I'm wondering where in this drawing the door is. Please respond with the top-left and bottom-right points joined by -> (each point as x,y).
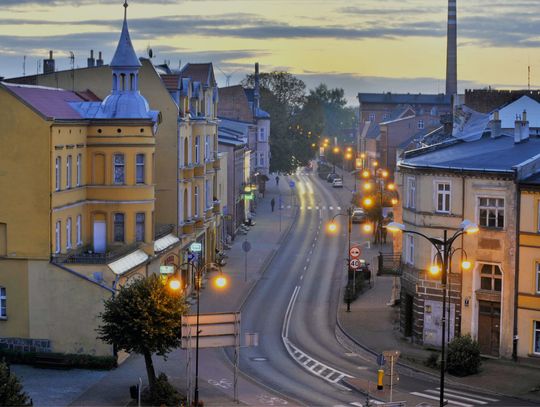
93,220 -> 106,254
478,301 -> 500,356
404,294 -> 414,337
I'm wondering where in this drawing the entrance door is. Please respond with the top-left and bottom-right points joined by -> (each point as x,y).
478,301 -> 500,356
93,220 -> 106,254
404,294 -> 414,337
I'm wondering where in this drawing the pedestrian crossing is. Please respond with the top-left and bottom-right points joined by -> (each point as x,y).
411,387 -> 499,406
281,205 -> 343,211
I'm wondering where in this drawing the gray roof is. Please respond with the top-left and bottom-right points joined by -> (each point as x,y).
358,92 -> 451,106
110,12 -> 141,68
521,171 -> 540,185
400,135 -> 540,173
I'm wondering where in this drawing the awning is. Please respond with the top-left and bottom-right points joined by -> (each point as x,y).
154,233 -> 180,253
108,249 -> 148,275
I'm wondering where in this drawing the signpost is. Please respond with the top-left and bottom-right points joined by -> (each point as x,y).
382,350 -> 401,402
242,240 -> 251,282
349,258 -> 361,270
159,265 -> 174,275
289,180 -> 295,207
190,242 -> 202,253
349,245 -> 362,259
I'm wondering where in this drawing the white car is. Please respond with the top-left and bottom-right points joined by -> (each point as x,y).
332,178 -> 343,188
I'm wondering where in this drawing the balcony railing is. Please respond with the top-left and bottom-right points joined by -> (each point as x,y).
53,242 -> 141,265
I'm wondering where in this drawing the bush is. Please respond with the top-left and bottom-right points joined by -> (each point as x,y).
141,373 -> 184,406
447,334 -> 481,376
0,349 -> 117,370
425,352 -> 440,369
0,360 -> 32,406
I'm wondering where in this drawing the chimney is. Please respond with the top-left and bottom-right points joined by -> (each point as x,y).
445,0 -> 457,96
87,49 -> 95,68
440,113 -> 453,134
490,110 -> 501,139
254,62 -> 260,111
514,114 -> 522,143
43,50 -> 55,74
521,109 -> 530,142
96,51 -> 104,67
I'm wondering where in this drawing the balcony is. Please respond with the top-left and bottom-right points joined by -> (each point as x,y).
205,161 -> 214,173
194,217 -> 204,229
194,164 -> 205,177
213,159 -> 221,170
213,201 -> 221,214
181,166 -> 194,180
205,208 -> 213,220
52,242 -> 140,265
182,221 -> 195,235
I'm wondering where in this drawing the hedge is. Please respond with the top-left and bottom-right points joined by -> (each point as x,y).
0,348 -> 117,370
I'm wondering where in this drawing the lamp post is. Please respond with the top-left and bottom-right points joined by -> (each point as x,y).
327,209 -> 353,290
387,220 -> 479,407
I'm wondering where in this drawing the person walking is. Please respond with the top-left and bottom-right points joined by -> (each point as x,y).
271,198 -> 275,212
275,175 -> 280,186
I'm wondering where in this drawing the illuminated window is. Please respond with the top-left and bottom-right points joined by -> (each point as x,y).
195,136 -> 200,164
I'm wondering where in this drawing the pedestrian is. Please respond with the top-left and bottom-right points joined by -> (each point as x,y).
275,175 -> 280,186
270,198 -> 275,212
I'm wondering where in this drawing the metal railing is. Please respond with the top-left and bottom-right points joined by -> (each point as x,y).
377,253 -> 402,276
53,242 -> 141,265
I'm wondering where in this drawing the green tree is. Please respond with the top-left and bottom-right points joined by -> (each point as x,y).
0,360 -> 31,406
97,275 -> 187,396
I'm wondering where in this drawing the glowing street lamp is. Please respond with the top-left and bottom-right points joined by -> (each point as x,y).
362,170 -> 371,178
363,197 -> 374,207
168,278 -> 181,291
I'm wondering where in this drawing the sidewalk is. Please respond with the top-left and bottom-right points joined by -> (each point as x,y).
334,166 -> 540,403
13,175 -> 297,407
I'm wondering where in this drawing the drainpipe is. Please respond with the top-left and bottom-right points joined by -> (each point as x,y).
512,178 -> 521,361
459,174 -> 465,337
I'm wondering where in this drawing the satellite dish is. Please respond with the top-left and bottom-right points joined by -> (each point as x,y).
147,47 -> 153,59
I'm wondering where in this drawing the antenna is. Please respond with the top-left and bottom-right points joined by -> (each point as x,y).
69,51 -> 75,90
23,56 -> 26,76
216,66 -> 238,87
528,65 -> 531,91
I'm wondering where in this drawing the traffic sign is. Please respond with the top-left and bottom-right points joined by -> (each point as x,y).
187,253 -> 196,262
349,246 -> 362,258
377,353 -> 386,366
160,265 -> 174,275
242,240 -> 251,252
289,180 -> 295,188
349,258 -> 361,270
190,242 -> 202,252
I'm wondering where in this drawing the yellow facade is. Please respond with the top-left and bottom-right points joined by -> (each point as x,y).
517,188 -> 540,360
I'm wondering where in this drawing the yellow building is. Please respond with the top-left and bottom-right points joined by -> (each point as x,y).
516,174 -> 540,361
0,3 -> 185,356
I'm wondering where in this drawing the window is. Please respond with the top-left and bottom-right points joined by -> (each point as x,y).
406,235 -> 414,264
136,154 -> 145,184
536,263 -> 540,294
195,136 -> 200,164
204,135 -> 210,162
136,213 -> 145,242
418,120 -> 424,130
113,154 -> 125,184
436,182 -> 451,213
194,186 -> 199,217
66,155 -> 72,188
480,264 -> 502,292
76,154 -> 82,186
66,217 -> 72,249
479,197 -> 504,229
406,177 -> 416,209
382,113 -> 389,120
76,215 -> 82,246
55,156 -> 61,191
369,113 -> 376,122
0,287 -> 5,318
114,213 -> 125,242
259,128 -> 265,141
259,152 -> 265,167
55,220 -> 61,253
534,321 -> 540,355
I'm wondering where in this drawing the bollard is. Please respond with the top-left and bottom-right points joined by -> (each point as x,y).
377,369 -> 384,390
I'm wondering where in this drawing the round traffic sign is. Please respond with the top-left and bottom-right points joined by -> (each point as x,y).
242,240 -> 252,252
349,259 -> 361,269
350,246 -> 361,258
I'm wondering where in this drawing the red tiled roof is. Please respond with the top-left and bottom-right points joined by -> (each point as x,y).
2,82 -> 85,120
160,74 -> 180,91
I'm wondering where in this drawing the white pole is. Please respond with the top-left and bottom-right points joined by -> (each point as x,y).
390,355 -> 394,403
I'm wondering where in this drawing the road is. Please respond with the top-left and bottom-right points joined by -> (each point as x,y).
202,169 -> 534,407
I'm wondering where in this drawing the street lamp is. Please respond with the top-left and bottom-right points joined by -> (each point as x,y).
386,220 -> 478,407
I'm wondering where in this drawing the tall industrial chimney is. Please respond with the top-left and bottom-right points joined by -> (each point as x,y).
43,50 -> 55,74
445,0 -> 457,96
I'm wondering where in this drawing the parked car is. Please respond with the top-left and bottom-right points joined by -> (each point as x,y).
326,173 -> 339,182
351,208 -> 366,223
332,178 -> 343,188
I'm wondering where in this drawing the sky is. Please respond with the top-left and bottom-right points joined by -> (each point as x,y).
0,0 -> 539,105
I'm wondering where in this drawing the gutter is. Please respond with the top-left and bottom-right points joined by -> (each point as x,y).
513,177 -> 521,361
50,261 -> 115,293
398,162 -> 514,175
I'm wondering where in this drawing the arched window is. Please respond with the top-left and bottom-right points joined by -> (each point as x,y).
183,188 -> 189,220
120,73 -> 126,91
184,138 -> 189,166
130,73 -> 135,91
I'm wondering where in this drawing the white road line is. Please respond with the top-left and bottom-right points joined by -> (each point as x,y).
282,286 -> 300,338
300,275 -> 304,280
350,402 -> 364,406
439,388 -> 499,403
307,206 -> 312,210
425,390 -> 487,404
337,206 -> 341,210
329,206 -> 334,210
410,392 -> 472,407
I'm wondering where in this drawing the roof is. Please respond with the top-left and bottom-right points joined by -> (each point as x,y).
358,92 -> 451,106
521,171 -> 540,185
108,249 -> 148,275
154,233 -> 180,253
161,74 -> 180,91
364,106 -> 412,139
180,63 -> 216,87
110,8 -> 141,68
400,135 -> 540,173
492,95 -> 540,128
2,82 -> 87,120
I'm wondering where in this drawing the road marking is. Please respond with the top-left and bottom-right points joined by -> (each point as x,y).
350,403 -> 364,406
411,392 -> 472,407
300,275 -> 303,280
438,388 -> 499,403
307,206 -> 312,210
316,206 -> 319,210
337,206 -> 341,210
425,390 -> 487,404
329,206 -> 334,210
282,286 -> 300,338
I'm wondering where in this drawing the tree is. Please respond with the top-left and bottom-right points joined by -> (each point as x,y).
0,360 -> 31,406
97,275 -> 187,395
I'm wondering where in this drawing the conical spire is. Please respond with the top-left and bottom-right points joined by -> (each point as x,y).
110,1 -> 141,68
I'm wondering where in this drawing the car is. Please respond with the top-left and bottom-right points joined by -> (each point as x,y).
351,208 -> 366,223
332,178 -> 343,188
326,173 -> 339,182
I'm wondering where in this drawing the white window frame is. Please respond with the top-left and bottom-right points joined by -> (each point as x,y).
66,217 -> 72,249
258,127 -> 265,142
406,177 -> 416,209
66,155 -> 72,188
136,154 -> 145,184
406,235 -> 414,265
55,220 -> 61,253
418,119 -> 424,130
478,196 -> 505,229
195,136 -> 200,164
0,287 -> 6,318
76,215 -> 82,246
76,154 -> 82,187
55,156 -> 61,191
435,181 -> 451,213
113,154 -> 125,184
369,113 -> 376,122
194,186 -> 199,217
204,135 -> 210,162
534,321 -> 540,355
